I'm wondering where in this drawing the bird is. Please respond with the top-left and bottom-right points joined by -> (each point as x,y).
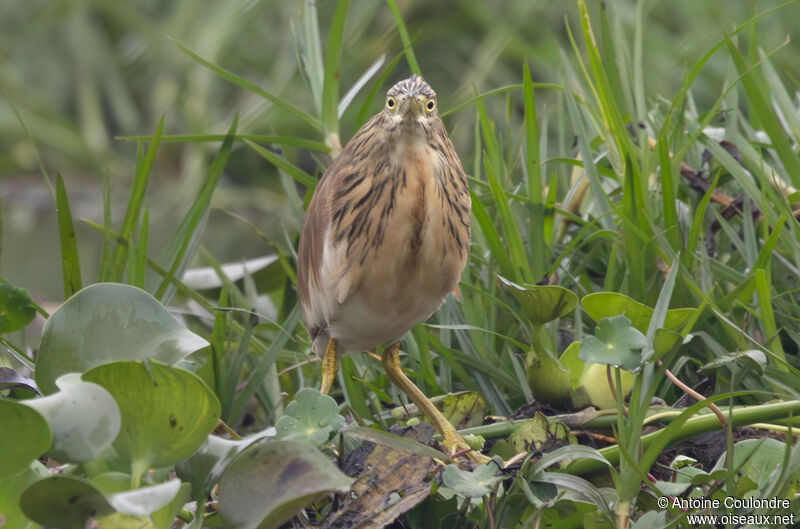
297,75 -> 485,463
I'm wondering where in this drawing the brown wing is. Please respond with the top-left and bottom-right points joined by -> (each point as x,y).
297,155 -> 339,317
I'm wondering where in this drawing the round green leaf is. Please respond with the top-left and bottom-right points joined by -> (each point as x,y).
579,315 -> 646,371
441,458 -> 503,498
578,363 -> 635,409
36,283 -> 210,394
582,292 -> 695,334
0,399 -> 51,478
499,276 -> 578,325
558,341 -> 584,390
581,292 -> 653,333
106,479 -> 182,516
526,350 -> 572,406
20,475 -> 114,529
0,281 -> 37,334
176,431 -> 272,500
274,388 -> 345,446
440,391 -> 487,429
150,481 -> 192,529
21,375 -> 121,462
91,472 -> 133,494
712,438 -> 787,489
82,360 -> 220,474
0,461 -> 49,529
217,440 -> 354,529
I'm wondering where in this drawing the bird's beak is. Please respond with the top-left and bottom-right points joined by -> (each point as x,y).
398,95 -> 424,119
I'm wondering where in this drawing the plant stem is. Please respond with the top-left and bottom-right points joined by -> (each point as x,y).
565,400 -> 800,475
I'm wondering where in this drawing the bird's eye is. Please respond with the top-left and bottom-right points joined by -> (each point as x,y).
386,97 -> 395,109
426,100 -> 436,112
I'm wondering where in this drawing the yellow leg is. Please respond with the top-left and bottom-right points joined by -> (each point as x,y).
320,338 -> 338,395
381,343 -> 488,464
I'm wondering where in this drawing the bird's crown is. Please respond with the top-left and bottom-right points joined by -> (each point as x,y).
387,74 -> 436,100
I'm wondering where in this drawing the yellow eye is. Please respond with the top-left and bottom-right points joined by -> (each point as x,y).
425,100 -> 436,112
386,96 -> 396,109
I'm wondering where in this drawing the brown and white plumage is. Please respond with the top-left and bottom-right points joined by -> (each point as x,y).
296,75 -> 484,463
297,75 -> 470,357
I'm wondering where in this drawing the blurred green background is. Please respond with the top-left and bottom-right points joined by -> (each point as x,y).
2,0 -> 799,301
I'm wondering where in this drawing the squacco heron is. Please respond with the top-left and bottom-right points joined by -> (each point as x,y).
297,75 -> 484,463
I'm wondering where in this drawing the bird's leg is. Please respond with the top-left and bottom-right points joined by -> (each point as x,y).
381,343 -> 489,465
320,338 -> 338,395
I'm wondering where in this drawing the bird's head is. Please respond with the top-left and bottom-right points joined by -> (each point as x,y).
385,75 -> 438,128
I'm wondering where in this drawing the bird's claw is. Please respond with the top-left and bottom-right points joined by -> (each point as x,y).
441,435 -> 491,467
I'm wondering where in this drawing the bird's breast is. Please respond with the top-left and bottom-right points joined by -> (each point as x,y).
311,135 -> 470,354
353,145 -> 465,318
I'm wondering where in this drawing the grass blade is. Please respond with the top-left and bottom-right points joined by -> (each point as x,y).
116,134 -> 329,152
386,0 -> 421,75
128,206 -> 148,289
243,139 -> 317,189
170,38 -> 323,133
321,0 -> 349,135
154,116 -> 238,303
108,114 -> 163,282
523,63 -> 547,280
339,54 -> 384,119
55,173 -> 82,297
726,37 -> 800,188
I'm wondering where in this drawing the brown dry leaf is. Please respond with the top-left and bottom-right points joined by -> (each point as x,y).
320,424 -> 439,529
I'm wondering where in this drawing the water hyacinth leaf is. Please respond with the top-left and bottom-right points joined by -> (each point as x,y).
0,399 -> 51,478
94,513 -> 150,529
538,499 -> 597,529
91,472 -> 133,494
499,276 -> 577,325
630,511 -> 668,528
526,349 -> 572,406
582,291 -> 695,334
507,413 -> 573,455
579,315 -> 646,371
653,480 -> 692,497
0,281 -> 37,334
651,328 -> 684,360
20,475 -> 114,529
36,283 -> 210,394
582,292 -> 651,332
440,457 -> 503,498
711,438 -> 787,490
150,481 -> 192,529
82,360 -> 220,474
176,431 -> 273,500
0,461 -> 49,529
274,388 -> 345,446
21,375 -> 121,462
579,362 -> 635,409
217,440 -> 354,529
439,391 -> 487,429
558,341 -> 584,390
106,479 -> 182,516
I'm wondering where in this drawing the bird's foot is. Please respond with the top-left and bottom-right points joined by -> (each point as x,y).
440,434 -> 491,468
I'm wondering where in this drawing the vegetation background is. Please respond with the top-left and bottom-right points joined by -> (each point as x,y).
2,0 -> 799,299
3,0 -> 800,528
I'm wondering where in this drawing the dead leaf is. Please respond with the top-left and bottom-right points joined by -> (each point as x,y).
321,424 -> 439,529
